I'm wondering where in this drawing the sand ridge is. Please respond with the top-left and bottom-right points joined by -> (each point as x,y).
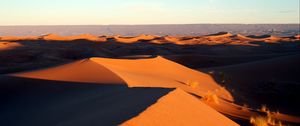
120,88 -> 239,126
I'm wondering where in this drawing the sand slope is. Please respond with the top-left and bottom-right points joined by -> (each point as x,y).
13,59 -> 126,84
121,88 -> 239,126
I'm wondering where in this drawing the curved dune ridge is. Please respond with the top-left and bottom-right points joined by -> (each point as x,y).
120,88 -> 239,126
10,56 -> 239,126
12,56 -> 233,101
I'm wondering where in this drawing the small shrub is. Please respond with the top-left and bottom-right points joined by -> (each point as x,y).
250,116 -> 283,126
250,116 -> 268,126
203,91 -> 220,104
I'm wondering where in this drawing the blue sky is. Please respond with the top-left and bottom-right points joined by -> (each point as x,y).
0,0 -> 299,25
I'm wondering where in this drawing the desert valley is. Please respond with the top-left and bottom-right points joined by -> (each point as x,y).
0,31 -> 300,126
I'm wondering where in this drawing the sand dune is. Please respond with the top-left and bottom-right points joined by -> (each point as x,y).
12,56 -> 233,101
121,88 -> 238,126
0,74 -> 240,126
150,32 -> 295,45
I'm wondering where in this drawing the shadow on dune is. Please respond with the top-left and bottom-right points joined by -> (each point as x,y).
0,75 -> 172,126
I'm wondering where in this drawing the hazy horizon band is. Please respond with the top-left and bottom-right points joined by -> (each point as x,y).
0,24 -> 299,36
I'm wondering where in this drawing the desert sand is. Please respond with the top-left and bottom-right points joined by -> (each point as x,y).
0,32 -> 300,126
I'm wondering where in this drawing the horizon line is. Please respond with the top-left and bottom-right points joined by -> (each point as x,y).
0,23 -> 299,27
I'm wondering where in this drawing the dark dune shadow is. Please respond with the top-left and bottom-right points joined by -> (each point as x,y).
0,75 -> 172,126
247,35 -> 271,39
199,54 -> 300,116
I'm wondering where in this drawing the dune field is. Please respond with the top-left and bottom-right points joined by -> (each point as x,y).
0,32 -> 300,126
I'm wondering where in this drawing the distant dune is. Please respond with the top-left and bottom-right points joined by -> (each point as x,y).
2,32 -> 298,46
41,34 -> 107,42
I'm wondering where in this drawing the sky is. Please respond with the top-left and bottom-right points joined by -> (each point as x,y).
0,0 -> 299,25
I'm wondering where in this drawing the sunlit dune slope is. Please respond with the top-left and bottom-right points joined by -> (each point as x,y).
121,88 -> 239,126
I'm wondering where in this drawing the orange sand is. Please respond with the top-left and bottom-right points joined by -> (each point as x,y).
2,32 -> 300,125
121,88 -> 239,126
41,34 -> 106,42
